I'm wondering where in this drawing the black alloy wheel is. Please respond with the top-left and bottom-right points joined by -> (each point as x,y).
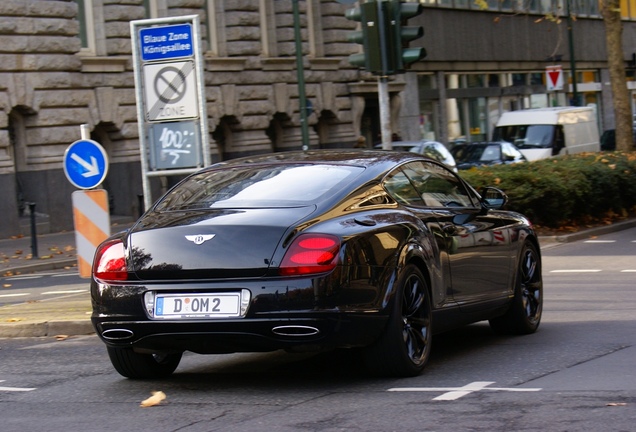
489,241 -> 543,335
364,264 -> 432,377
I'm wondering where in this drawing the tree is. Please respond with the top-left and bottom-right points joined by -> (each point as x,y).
601,0 -> 634,151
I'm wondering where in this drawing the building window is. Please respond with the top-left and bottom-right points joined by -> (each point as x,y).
76,0 -> 96,54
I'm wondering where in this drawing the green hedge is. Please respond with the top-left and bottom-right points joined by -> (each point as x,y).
459,151 -> 636,228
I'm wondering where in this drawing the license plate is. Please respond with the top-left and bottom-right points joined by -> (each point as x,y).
154,293 -> 241,318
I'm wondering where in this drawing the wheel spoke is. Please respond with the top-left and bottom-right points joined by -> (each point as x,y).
521,250 -> 537,282
522,283 -> 541,318
403,277 -> 424,317
403,325 -> 428,362
400,274 -> 431,364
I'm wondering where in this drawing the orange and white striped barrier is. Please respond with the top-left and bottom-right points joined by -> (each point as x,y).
72,189 -> 110,278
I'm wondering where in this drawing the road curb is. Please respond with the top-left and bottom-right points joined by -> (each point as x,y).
539,218 -> 636,244
0,320 -> 94,338
3,258 -> 77,276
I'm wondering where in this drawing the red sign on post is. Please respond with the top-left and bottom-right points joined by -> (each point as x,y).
546,65 -> 563,91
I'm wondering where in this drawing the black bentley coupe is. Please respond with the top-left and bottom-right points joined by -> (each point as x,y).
91,150 -> 543,379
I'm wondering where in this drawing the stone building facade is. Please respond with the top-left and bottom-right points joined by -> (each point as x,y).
2,0 -> 635,239
0,0 -> 374,238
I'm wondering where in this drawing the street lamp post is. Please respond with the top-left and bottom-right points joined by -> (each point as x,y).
566,0 -> 580,106
292,0 -> 310,151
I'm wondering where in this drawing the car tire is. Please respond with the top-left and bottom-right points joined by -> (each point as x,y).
489,241 -> 543,335
107,347 -> 182,379
364,264 -> 432,377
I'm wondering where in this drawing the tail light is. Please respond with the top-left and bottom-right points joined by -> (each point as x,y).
279,234 -> 340,276
93,240 -> 128,281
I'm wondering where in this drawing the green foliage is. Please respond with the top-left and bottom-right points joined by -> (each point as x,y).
460,152 -> 636,228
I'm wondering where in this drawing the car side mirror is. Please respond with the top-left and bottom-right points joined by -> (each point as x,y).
480,187 -> 508,210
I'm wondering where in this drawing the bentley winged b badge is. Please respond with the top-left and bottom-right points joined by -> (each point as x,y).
185,234 -> 216,245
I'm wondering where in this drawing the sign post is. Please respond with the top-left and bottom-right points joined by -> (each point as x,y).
63,135 -> 111,278
131,15 -> 209,212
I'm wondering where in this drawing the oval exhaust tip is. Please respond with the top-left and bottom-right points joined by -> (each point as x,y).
102,328 -> 134,340
272,325 -> 320,337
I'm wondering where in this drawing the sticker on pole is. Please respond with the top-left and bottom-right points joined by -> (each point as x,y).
63,139 -> 109,189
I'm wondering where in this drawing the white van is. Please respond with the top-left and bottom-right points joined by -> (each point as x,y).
492,107 -> 600,161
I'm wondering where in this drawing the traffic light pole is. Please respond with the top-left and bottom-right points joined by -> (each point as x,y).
292,0 -> 310,150
345,0 -> 425,150
379,78 -> 392,150
376,0 -> 392,150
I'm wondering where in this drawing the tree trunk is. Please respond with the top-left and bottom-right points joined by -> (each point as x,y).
601,0 -> 634,151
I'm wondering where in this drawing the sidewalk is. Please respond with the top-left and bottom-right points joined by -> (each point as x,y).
0,218 -> 133,338
1,217 -> 635,339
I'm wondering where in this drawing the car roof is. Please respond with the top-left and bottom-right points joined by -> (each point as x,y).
208,149 -> 433,172
454,141 -> 503,147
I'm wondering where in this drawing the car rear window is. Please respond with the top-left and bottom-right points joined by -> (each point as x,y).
155,164 -> 364,210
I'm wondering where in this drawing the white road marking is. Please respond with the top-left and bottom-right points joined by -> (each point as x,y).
4,275 -> 41,281
42,290 -> 87,295
51,272 -> 79,277
388,381 -> 541,401
550,269 -> 602,273
0,380 -> 36,392
0,293 -> 30,298
620,270 -> 636,272
583,240 -> 616,243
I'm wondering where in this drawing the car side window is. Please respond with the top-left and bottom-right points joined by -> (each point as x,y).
383,169 -> 425,206
401,161 -> 475,208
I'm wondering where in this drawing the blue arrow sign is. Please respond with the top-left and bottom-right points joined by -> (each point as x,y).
139,23 -> 193,62
63,139 -> 109,189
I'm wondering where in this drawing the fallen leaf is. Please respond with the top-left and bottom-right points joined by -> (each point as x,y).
606,402 -> 627,407
55,335 -> 70,341
140,391 -> 167,407
3,284 -> 11,288
5,318 -> 23,322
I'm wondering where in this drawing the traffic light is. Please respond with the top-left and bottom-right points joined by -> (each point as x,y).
391,0 -> 426,72
345,2 -> 383,74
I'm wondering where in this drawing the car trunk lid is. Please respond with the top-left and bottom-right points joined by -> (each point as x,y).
127,207 -> 315,280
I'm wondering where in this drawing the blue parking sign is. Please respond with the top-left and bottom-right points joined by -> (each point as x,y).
139,24 -> 193,62
63,139 -> 109,189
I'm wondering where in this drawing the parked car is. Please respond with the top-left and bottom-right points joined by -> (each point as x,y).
451,141 -> 527,169
91,150 -> 543,379
377,140 -> 458,172
600,128 -> 636,151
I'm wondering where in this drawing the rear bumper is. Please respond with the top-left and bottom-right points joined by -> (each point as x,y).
92,313 -> 387,354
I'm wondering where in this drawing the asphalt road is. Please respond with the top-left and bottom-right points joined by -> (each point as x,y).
0,227 -> 634,431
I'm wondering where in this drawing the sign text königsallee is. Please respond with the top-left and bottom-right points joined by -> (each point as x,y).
139,23 -> 193,61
